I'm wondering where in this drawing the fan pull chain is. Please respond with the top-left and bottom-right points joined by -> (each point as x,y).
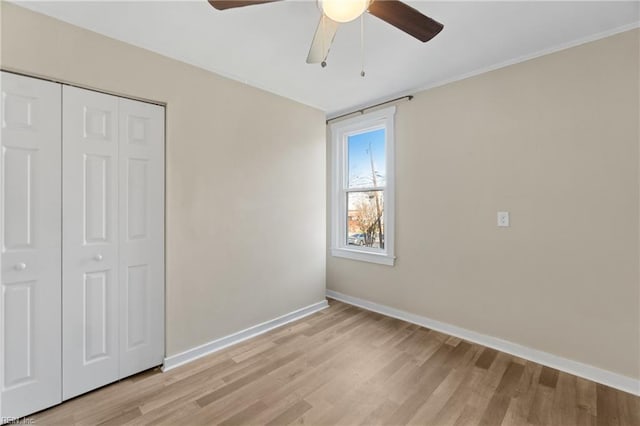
321,14 -> 327,68
360,14 -> 365,77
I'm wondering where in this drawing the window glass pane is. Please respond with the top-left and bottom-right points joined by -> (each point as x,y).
347,190 -> 384,249
348,128 -> 385,189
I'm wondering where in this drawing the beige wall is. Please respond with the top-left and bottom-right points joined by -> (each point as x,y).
1,3 -> 327,356
328,29 -> 640,379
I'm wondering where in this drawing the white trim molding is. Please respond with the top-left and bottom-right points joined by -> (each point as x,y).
326,289 -> 640,396
162,300 -> 329,372
331,247 -> 395,266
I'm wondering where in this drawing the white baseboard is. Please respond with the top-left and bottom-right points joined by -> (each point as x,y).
326,289 -> 640,396
162,300 -> 329,372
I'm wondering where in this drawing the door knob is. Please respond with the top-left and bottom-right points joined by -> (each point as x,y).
14,262 -> 27,271
94,254 -> 104,261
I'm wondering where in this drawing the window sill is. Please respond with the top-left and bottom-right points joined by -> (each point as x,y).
331,247 -> 395,266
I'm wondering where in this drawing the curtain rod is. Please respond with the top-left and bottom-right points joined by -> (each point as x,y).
326,95 -> 413,124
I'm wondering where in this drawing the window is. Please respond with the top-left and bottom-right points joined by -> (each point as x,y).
330,106 -> 395,265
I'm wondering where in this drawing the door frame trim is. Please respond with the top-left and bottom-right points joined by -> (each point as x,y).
0,68 -> 166,107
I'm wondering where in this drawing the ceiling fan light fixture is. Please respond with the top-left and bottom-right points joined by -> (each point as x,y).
321,0 -> 369,23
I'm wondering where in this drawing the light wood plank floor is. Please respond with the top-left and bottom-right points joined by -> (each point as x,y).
33,299 -> 639,425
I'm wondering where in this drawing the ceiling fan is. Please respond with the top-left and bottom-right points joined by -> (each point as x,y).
207,0 -> 443,67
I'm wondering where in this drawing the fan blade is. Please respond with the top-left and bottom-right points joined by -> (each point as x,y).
307,15 -> 340,64
208,0 -> 281,11
367,0 -> 443,42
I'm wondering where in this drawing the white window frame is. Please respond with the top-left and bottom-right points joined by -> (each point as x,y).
330,106 -> 396,266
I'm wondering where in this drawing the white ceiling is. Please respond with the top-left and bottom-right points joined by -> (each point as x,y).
13,1 -> 640,117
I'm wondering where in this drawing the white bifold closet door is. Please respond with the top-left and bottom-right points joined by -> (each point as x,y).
0,73 -> 62,419
117,98 -> 165,380
62,87 -> 119,399
62,86 -> 164,400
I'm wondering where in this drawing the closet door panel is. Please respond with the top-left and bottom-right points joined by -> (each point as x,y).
62,86 -> 119,400
0,72 -> 62,419
118,99 -> 164,378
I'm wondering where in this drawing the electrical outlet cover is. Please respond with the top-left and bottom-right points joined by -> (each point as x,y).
497,211 -> 510,227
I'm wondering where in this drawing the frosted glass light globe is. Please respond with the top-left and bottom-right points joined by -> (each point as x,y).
321,0 -> 369,23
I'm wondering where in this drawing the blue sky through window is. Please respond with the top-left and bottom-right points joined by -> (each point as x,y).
348,128 -> 385,188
